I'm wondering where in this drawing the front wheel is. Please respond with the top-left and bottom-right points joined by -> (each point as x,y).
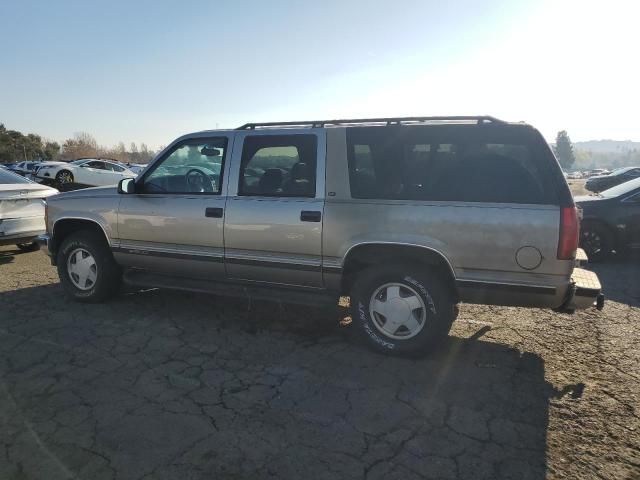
56,170 -> 74,185
350,265 -> 457,356
57,230 -> 121,302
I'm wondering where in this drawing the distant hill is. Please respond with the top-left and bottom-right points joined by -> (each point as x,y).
574,140 -> 640,154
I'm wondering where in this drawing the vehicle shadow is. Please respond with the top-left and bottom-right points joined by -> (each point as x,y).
0,247 -> 20,265
0,284 -> 556,479
585,251 -> 640,307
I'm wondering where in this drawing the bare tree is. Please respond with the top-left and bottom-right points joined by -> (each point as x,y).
60,132 -> 98,160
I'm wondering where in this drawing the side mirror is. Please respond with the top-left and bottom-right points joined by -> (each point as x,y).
118,177 -> 136,194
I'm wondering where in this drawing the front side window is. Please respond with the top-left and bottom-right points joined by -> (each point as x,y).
141,138 -> 227,194
239,134 -> 317,197
347,126 -> 551,204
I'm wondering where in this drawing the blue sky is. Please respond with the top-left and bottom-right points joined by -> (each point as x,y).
1,0 -> 638,148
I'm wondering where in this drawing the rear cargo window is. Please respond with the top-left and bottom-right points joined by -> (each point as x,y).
346,125 -> 555,204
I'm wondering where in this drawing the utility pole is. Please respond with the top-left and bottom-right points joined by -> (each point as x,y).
22,144 -> 27,161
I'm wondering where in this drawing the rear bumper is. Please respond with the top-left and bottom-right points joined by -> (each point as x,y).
0,230 -> 44,246
555,267 -> 604,313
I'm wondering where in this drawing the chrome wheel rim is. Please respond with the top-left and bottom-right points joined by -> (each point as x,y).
369,282 -> 427,340
67,248 -> 97,290
58,172 -> 73,184
582,230 -> 602,256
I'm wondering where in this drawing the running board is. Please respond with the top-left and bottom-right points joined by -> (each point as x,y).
123,269 -> 338,307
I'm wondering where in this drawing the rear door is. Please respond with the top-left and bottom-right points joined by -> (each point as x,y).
103,161 -> 134,185
77,160 -> 110,185
224,130 -> 325,287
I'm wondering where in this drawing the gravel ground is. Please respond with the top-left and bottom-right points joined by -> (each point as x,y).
1,245 -> 639,480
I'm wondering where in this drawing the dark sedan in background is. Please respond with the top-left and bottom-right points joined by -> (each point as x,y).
576,177 -> 640,260
585,166 -> 640,192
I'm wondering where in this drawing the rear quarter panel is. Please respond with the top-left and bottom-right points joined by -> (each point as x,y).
323,128 -> 572,308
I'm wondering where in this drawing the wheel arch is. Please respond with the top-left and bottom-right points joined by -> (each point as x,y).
51,217 -> 111,264
340,242 -> 458,299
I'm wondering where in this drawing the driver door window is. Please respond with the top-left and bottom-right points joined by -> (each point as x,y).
141,138 -> 227,194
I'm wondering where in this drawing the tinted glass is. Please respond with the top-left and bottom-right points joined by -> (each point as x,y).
142,138 -> 226,194
85,161 -> 106,169
239,134 -> 317,197
105,163 -> 125,172
347,125 -> 554,204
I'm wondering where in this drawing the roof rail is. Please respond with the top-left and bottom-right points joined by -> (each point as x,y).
236,116 -> 506,130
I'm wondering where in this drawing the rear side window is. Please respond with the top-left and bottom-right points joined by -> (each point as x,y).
239,134 -> 317,197
346,126 -> 556,204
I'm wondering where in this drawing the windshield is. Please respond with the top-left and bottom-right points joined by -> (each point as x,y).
0,168 -> 33,184
600,176 -> 640,198
70,159 -> 88,165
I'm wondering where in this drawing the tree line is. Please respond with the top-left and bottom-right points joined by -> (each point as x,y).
554,130 -> 640,170
0,123 -> 158,164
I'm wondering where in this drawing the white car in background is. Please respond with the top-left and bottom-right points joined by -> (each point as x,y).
0,167 -> 58,251
35,158 -> 137,187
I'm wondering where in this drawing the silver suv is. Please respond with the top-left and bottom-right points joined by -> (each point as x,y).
40,116 -> 604,355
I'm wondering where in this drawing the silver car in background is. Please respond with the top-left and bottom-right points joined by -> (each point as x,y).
0,167 -> 58,250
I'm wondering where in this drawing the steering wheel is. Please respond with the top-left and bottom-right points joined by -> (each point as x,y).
185,168 -> 214,192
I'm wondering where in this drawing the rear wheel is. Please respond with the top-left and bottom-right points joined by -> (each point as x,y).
350,265 -> 456,356
56,170 -> 74,185
16,242 -> 38,252
580,222 -> 613,261
57,230 -> 121,302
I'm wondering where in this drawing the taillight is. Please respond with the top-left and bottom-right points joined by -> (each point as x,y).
557,206 -> 579,260
43,199 -> 49,233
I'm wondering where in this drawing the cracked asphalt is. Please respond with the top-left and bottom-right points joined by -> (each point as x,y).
1,246 -> 639,480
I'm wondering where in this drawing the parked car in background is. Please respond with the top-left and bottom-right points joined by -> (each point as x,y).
8,161 -> 41,177
585,168 -> 611,178
576,177 -> 640,260
35,158 -> 138,187
0,167 -> 58,251
39,116 -> 604,356
585,166 -> 640,192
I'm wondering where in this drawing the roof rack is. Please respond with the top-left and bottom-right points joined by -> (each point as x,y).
236,116 -> 506,130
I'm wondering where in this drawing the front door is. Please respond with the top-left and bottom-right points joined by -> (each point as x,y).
115,135 -> 231,279
621,191 -> 640,248
224,131 -> 325,287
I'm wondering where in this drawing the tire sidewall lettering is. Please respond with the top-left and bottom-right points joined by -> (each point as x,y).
404,275 -> 436,314
359,301 -> 395,350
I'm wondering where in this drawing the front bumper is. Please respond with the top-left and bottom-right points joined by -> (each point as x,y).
36,234 -> 52,259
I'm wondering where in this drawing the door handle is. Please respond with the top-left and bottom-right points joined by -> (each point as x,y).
300,210 -> 321,222
205,207 -> 224,218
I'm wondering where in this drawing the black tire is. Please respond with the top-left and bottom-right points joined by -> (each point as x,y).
56,230 -> 121,303
16,242 -> 39,252
350,265 -> 457,356
580,222 -> 613,262
55,170 -> 74,185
